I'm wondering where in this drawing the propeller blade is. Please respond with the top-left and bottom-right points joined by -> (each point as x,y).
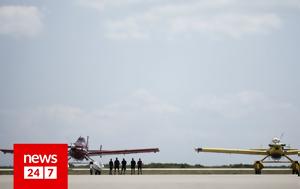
99,145 -> 103,158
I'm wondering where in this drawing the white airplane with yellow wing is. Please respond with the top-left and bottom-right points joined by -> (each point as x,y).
195,138 -> 300,175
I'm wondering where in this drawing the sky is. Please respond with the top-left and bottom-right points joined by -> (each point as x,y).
0,0 -> 300,166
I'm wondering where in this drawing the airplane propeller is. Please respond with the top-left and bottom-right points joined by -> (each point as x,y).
280,132 -> 285,140
99,145 -> 102,158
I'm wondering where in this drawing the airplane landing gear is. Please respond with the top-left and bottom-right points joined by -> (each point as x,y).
254,168 -> 262,174
291,161 -> 300,176
94,169 -> 101,175
254,161 -> 264,175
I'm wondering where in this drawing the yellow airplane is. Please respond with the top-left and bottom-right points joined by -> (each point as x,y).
195,138 -> 300,176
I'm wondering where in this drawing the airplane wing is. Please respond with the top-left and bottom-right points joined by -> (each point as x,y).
0,149 -> 14,154
285,149 -> 300,155
195,148 -> 268,155
88,148 -> 159,156
250,148 -> 268,151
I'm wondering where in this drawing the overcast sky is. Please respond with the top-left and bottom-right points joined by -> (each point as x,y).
0,0 -> 300,166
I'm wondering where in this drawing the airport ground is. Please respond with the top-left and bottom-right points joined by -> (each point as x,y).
0,168 -> 295,175
68,168 -> 294,175
0,175 -> 299,189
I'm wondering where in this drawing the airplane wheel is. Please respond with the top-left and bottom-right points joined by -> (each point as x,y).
254,169 -> 261,175
254,161 -> 263,175
292,161 -> 300,175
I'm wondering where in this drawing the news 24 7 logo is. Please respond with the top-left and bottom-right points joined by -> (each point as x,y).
14,144 -> 68,189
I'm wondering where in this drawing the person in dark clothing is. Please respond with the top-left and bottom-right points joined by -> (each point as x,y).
114,158 -> 120,175
121,158 -> 127,175
109,159 -> 113,175
137,158 -> 143,175
89,161 -> 93,175
131,158 -> 136,175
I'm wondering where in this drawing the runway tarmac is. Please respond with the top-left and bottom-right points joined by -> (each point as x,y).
0,175 -> 299,189
1,168 -> 293,175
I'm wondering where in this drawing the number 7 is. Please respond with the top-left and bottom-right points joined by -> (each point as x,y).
44,166 -> 57,179
48,168 -> 53,177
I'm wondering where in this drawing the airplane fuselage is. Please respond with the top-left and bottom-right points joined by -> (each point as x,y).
69,137 -> 89,161
268,144 -> 285,160
69,147 -> 88,160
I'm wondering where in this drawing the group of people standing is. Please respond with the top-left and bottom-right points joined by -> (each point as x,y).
109,158 -> 143,175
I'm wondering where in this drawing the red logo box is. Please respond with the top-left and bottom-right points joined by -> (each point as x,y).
14,144 -> 68,189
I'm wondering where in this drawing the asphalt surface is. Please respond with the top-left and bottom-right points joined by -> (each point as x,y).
1,168 -> 293,175
0,175 -> 299,189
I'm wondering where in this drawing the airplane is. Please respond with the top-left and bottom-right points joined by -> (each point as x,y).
195,137 -> 300,176
1,136 -> 159,173
67,136 -> 159,161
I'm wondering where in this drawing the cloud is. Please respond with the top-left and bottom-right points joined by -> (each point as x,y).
0,89 -> 181,139
78,0 -> 300,14
131,89 -> 181,113
34,105 -> 85,123
100,89 -> 181,114
192,91 -> 294,119
169,13 -> 281,38
77,0 -> 147,10
99,0 -> 286,39
105,17 -> 149,40
0,5 -> 43,37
